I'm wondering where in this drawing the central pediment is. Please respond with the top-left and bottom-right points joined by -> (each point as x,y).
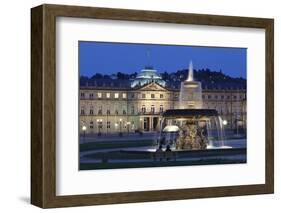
137,82 -> 168,91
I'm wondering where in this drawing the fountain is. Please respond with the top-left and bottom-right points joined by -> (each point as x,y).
159,61 -> 228,150
179,61 -> 203,109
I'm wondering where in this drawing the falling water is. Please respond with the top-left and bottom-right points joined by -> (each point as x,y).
214,116 -> 225,147
218,116 -> 226,147
206,119 -> 214,148
205,116 -> 230,149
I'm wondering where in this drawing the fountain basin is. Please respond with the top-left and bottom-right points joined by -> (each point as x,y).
159,109 -> 226,151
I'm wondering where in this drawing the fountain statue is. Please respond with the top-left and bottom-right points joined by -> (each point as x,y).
159,61 -> 225,150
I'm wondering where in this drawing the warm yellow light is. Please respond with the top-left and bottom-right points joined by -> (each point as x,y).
82,125 -> 87,131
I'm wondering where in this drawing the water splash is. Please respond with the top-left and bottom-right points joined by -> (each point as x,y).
187,61 -> 194,82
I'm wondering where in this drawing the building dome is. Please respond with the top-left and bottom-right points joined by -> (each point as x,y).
131,66 -> 166,88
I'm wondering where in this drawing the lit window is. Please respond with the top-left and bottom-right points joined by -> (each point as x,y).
97,93 -> 102,98
106,93 -> 110,98
122,93 -> 127,99
114,93 -> 119,98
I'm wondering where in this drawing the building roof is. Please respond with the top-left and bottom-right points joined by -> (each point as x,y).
80,78 -> 131,90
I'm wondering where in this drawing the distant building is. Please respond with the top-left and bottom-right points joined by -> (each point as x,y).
80,66 -> 246,134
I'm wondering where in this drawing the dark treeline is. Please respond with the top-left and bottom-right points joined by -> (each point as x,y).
80,68 -> 246,84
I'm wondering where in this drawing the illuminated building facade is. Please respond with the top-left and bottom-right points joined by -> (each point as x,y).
80,66 -> 246,134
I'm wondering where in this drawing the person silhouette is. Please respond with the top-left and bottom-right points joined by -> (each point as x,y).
155,145 -> 164,161
165,145 -> 172,161
165,145 -> 171,152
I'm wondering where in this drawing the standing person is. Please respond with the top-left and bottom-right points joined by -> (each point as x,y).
165,145 -> 172,161
155,145 -> 164,161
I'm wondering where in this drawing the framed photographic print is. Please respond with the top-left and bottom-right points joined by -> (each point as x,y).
31,4 -> 274,208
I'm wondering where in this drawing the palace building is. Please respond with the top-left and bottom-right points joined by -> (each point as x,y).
80,65 -> 246,135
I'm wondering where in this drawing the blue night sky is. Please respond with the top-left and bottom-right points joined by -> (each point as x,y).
79,41 -> 247,79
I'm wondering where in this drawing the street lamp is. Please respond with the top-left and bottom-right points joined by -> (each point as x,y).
236,120 -> 243,135
115,122 -> 118,134
222,120 -> 228,126
126,121 -> 131,134
97,119 -> 102,136
119,118 -> 123,137
82,125 -> 87,142
140,118 -> 143,131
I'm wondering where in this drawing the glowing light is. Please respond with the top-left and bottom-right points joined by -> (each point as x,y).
82,125 -> 87,131
163,125 -> 180,132
222,120 -> 228,125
